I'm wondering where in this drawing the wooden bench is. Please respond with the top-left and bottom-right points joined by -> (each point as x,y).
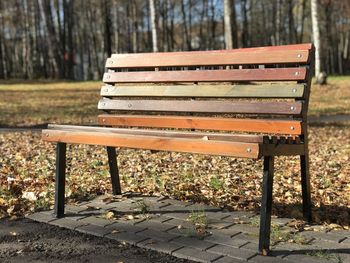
42,43 -> 314,255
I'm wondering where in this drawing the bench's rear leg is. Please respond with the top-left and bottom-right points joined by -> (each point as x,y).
107,147 -> 121,195
55,142 -> 66,218
259,156 -> 274,255
300,153 -> 312,222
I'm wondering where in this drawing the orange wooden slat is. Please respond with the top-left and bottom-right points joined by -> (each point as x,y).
42,130 -> 260,158
106,45 -> 312,68
103,68 -> 307,83
98,115 -> 302,135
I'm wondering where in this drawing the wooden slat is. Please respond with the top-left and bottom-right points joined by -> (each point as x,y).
42,130 -> 260,158
48,124 -> 264,143
97,115 -> 302,135
98,99 -> 302,115
100,84 -> 305,98
103,68 -> 307,83
106,47 -> 311,68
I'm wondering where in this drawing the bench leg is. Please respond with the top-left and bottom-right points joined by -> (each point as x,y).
107,147 -> 121,195
300,153 -> 312,222
259,156 -> 274,255
54,142 -> 66,218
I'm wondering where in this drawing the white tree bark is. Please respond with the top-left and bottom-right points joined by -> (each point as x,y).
149,0 -> 158,52
224,0 -> 233,49
311,0 -> 322,83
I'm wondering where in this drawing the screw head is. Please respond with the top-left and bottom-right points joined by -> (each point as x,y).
46,133 -> 49,137
295,72 -> 299,76
290,106 -> 295,111
105,74 -> 110,79
246,148 -> 252,153
291,126 -> 295,130
292,88 -> 297,93
102,102 -> 106,106
109,60 -> 114,64
128,103 -> 132,108
297,54 -> 302,58
102,119 -> 106,122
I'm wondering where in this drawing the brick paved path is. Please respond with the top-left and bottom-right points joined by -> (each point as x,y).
28,195 -> 350,263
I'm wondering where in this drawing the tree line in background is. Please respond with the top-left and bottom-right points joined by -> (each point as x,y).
0,0 -> 349,80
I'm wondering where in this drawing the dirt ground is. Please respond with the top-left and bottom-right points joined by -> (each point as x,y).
0,218 -> 192,263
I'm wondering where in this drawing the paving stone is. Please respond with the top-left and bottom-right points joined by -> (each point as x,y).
27,212 -> 57,223
146,214 -> 173,223
207,219 -> 235,230
171,236 -> 216,251
239,242 -> 289,258
105,232 -> 149,245
209,228 -> 242,238
308,239 -> 350,249
329,229 -> 350,238
50,218 -> 88,230
107,221 -> 147,233
272,242 -> 314,252
186,203 -> 222,212
233,233 -> 258,244
172,247 -> 222,263
76,224 -> 113,237
205,211 -> 232,221
63,212 -> 89,221
221,211 -> 255,222
340,237 -> 350,244
161,204 -> 192,213
163,212 -> 191,220
66,204 -> 90,213
79,216 -> 114,227
249,254 -> 295,263
135,219 -> 176,232
161,198 -> 192,207
284,253 -> 334,263
136,229 -> 180,242
212,256 -> 245,263
138,239 -> 184,254
226,224 -> 259,236
300,231 -> 347,243
165,218 -> 195,228
204,233 -> 249,248
207,244 -> 257,261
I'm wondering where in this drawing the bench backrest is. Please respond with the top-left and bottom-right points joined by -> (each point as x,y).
98,44 -> 314,140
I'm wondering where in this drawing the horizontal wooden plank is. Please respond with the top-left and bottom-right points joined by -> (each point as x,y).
103,68 -> 307,83
106,47 -> 311,68
48,124 -> 264,143
98,99 -> 302,115
42,130 -> 260,158
100,84 -> 305,98
97,115 -> 302,135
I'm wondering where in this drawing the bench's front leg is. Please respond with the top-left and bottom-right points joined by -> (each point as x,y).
106,147 -> 121,195
259,156 -> 274,255
300,153 -> 312,222
55,142 -> 66,218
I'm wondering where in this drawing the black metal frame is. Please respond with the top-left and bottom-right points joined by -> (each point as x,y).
54,143 -> 122,218
258,156 -> 274,255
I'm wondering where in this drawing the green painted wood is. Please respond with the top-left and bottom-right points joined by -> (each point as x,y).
100,84 -> 305,98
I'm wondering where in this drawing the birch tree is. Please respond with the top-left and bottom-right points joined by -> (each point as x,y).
224,0 -> 233,49
149,0 -> 158,52
311,0 -> 325,84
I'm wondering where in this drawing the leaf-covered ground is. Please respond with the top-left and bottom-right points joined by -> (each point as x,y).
0,125 -> 349,227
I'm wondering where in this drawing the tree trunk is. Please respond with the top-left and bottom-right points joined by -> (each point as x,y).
311,0 -> 325,84
224,0 -> 233,49
149,0 -> 158,52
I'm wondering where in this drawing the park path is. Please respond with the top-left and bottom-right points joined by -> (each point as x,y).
27,194 -> 350,263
